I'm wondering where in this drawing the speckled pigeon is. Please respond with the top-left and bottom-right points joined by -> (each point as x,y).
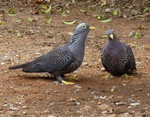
101,30 -> 136,76
9,23 -> 96,84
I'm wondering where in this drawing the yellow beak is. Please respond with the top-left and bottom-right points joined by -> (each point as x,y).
110,34 -> 114,39
89,26 -> 96,30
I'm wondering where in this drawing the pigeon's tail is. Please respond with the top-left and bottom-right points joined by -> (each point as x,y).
9,63 -> 28,70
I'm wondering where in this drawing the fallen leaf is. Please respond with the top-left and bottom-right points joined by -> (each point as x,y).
16,19 -> 22,23
113,9 -> 118,16
97,15 -> 103,20
8,8 -> 17,16
28,17 -> 36,22
143,7 -> 150,12
41,5 -> 51,14
47,18 -> 52,24
134,32 -> 141,38
99,18 -> 112,23
101,0 -> 107,6
71,0 -> 76,4
63,20 -> 76,25
80,9 -> 86,13
0,20 -> 2,25
8,14 -> 17,16
17,31 -> 22,38
41,4 -> 48,9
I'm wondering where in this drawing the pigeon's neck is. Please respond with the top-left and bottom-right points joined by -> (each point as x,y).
68,33 -> 87,60
107,38 -> 122,50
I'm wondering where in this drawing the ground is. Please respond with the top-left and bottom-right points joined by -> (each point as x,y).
0,1 -> 150,117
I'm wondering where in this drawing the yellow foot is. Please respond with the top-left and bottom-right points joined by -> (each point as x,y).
103,74 -> 113,79
62,80 -> 75,85
121,74 -> 134,78
64,74 -> 79,81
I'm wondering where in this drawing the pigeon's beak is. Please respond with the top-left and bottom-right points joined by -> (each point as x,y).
110,34 -> 114,39
89,26 -> 96,30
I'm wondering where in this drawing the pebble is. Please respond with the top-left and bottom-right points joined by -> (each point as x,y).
2,103 -> 8,107
111,86 -> 117,92
94,95 -> 107,100
130,102 -> 140,106
48,115 -> 56,117
115,102 -> 126,106
75,101 -> 80,106
0,62 -> 5,65
105,8 -> 111,12
68,32 -> 74,35
129,31 -> 136,38
9,106 -> 19,111
101,67 -> 105,71
50,102 -> 55,106
82,62 -> 89,66
74,85 -> 82,89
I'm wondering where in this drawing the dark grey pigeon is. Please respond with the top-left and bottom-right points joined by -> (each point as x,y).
101,30 -> 136,76
9,23 -> 96,84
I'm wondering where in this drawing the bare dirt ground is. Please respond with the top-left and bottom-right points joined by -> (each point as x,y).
0,1 -> 150,117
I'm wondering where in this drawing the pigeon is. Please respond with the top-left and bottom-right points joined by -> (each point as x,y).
101,30 -> 136,76
9,23 -> 96,84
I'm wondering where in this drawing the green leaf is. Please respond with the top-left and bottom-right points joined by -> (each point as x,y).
8,14 -> 17,16
101,35 -> 107,38
8,8 -> 15,14
80,9 -> 86,13
63,20 -> 76,25
17,31 -> 22,38
99,18 -> 112,23
41,4 -> 48,9
101,0 -> 107,6
134,32 -> 141,38
47,18 -> 52,24
71,0 -> 76,4
16,19 -> 22,23
8,8 -> 17,16
42,5 -> 51,14
97,15 -> 103,20
113,9 -> 118,16
143,7 -> 150,12
28,17 -> 36,22
0,20 -> 2,25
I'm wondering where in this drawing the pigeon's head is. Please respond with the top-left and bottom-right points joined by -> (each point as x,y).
107,30 -> 116,40
75,23 -> 96,34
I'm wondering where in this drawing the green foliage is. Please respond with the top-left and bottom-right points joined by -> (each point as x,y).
8,8 -> 17,16
0,20 -> 2,25
134,32 -> 141,38
113,9 -> 118,16
17,31 -> 22,38
41,5 -> 51,14
99,18 -> 112,23
28,17 -> 36,22
143,7 -> 150,12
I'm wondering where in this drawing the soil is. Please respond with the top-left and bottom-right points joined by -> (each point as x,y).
0,1 -> 150,117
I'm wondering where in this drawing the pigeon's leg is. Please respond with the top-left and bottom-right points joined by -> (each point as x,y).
60,74 -> 65,77
56,76 -> 75,85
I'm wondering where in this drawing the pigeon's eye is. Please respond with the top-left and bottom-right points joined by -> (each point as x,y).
82,25 -> 86,29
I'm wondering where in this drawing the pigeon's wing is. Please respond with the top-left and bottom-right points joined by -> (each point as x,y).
124,44 -> 136,72
101,46 -> 109,71
22,45 -> 75,73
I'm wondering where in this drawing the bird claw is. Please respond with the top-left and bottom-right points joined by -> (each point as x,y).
62,80 -> 75,85
121,74 -> 134,78
64,75 -> 79,81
